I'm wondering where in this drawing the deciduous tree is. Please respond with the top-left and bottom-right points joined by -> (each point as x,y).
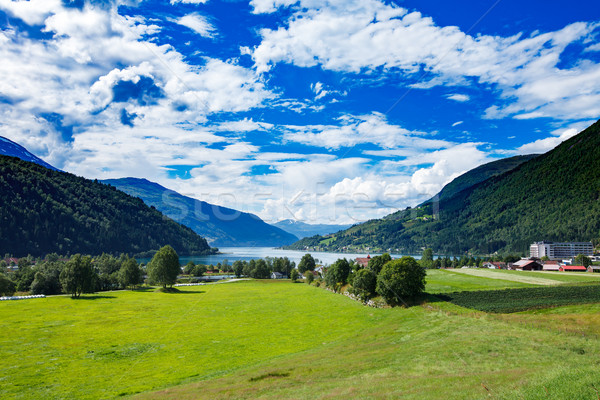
147,245 -> 180,289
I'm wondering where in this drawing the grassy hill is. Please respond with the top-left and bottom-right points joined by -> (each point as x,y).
103,178 -> 298,247
2,277 -> 600,399
288,120 -> 600,255
0,156 -> 214,257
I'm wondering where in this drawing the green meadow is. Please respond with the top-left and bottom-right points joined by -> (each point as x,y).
1,271 -> 600,399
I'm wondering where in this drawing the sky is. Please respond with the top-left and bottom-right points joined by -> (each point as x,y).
0,0 -> 599,225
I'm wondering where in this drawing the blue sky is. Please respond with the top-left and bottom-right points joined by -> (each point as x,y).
0,0 -> 599,224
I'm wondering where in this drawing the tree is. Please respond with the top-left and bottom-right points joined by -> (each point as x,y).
367,253 -> 391,274
233,260 -> 244,277
574,254 -> 592,268
59,254 -> 97,298
250,259 -> 270,279
351,268 -> 377,301
0,274 -> 16,296
147,245 -> 180,289
119,256 -> 141,290
541,255 -> 550,261
290,268 -> 299,282
305,271 -> 314,284
184,261 -> 196,275
193,264 -> 207,277
325,258 -> 351,292
298,254 -> 316,273
376,256 -> 426,306
419,248 -> 434,269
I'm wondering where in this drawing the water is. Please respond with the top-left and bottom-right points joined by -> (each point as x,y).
163,247 -> 417,266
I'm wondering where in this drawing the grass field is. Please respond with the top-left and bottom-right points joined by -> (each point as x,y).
425,269 -> 534,293
2,275 -> 600,399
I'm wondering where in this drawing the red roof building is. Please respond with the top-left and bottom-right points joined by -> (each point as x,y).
559,265 -> 587,272
355,255 -> 371,268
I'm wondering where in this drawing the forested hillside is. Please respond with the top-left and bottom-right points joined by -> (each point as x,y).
423,154 -> 538,204
288,120 -> 600,255
0,156 -> 214,257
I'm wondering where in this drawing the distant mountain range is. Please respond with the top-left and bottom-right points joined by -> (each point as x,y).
0,136 -> 59,171
273,219 -> 352,239
102,178 -> 298,247
0,155 -> 213,257
286,119 -> 600,255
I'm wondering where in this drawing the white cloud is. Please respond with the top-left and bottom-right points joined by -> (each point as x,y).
283,112 -> 450,150
514,121 -> 595,154
176,13 -> 216,38
452,121 -> 463,127
246,0 -> 600,121
170,0 -> 209,4
447,94 -> 470,102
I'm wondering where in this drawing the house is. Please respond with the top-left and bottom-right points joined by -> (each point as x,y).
355,255 -> 371,268
587,266 -> 600,273
559,265 -> 587,272
542,260 -> 561,271
271,272 -> 287,279
483,262 -> 506,269
513,259 -> 543,271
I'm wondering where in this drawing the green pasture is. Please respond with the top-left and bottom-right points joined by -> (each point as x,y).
2,274 -> 600,400
425,269 -> 534,293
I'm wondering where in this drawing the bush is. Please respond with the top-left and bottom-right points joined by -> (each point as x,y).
376,256 -> 426,306
351,269 -> 377,301
290,269 -> 299,282
0,274 -> 16,296
305,271 -> 314,284
325,258 -> 351,292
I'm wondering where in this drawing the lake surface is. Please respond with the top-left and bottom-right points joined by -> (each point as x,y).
170,247 -> 419,266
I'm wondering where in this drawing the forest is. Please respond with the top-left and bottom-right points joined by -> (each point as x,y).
0,156 -> 215,257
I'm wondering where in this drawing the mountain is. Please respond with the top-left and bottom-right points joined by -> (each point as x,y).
102,178 -> 298,247
422,154 -> 538,204
0,136 -> 59,171
0,156 -> 214,257
286,120 -> 600,255
273,219 -> 352,239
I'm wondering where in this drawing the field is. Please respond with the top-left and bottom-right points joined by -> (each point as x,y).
2,272 -> 600,399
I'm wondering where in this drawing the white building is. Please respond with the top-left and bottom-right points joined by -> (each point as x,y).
530,241 -> 593,259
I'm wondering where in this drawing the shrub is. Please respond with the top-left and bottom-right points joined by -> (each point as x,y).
351,269 -> 377,301
376,256 -> 426,306
305,271 -> 314,284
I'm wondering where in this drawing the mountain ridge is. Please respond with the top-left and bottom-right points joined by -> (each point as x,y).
0,136 -> 59,171
102,177 -> 298,247
285,120 -> 600,255
0,155 -> 213,257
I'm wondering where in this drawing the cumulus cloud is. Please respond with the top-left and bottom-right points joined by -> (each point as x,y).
246,0 -> 600,121
515,122 -> 595,154
0,1 -> 273,170
283,112 -> 450,150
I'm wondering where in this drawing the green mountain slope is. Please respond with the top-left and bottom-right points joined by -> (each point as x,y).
423,154 -> 538,204
0,156 -> 214,257
288,120 -> 600,255
102,178 -> 298,247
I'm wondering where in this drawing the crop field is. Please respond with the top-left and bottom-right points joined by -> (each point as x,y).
2,277 -> 600,399
437,283 -> 600,313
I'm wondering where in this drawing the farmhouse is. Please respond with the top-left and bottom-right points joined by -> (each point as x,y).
513,259 -> 543,271
559,265 -> 587,272
355,255 -> 371,268
483,262 -> 506,269
587,266 -> 600,273
270,272 -> 286,279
